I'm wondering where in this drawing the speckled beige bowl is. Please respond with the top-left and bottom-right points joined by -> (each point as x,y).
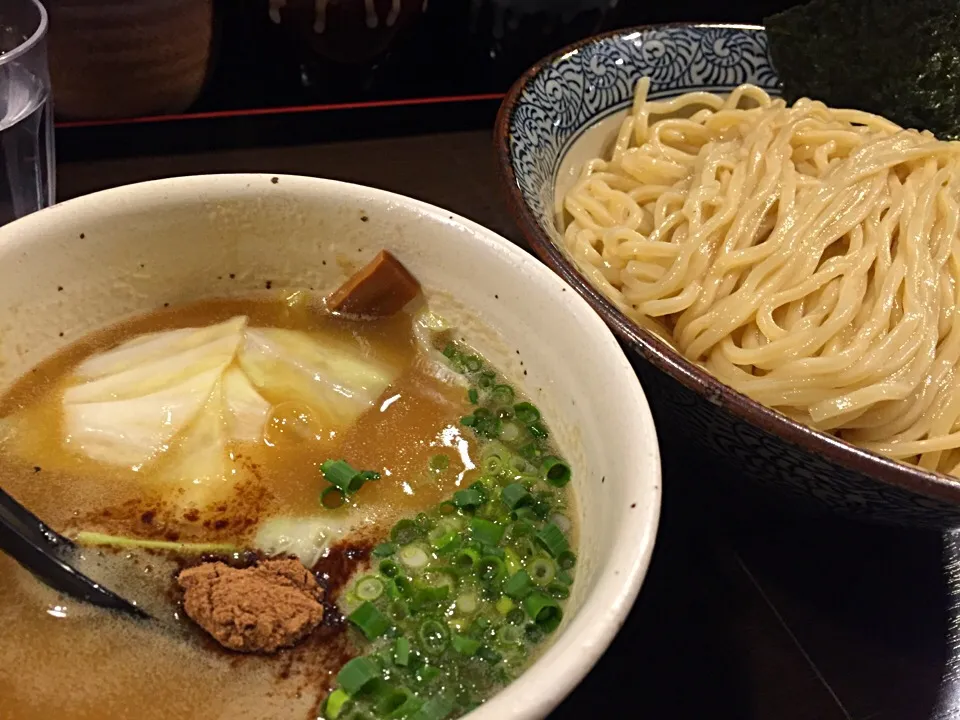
0,174 -> 661,719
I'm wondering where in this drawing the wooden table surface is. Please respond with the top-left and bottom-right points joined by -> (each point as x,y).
59,130 -> 950,720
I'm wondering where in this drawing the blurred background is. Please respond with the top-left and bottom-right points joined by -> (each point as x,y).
47,0 -> 801,160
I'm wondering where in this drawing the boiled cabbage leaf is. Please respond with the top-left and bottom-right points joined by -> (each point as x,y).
59,317 -> 402,499
238,327 -> 400,428
63,367 -> 226,467
253,515 -> 354,568
222,366 -> 271,442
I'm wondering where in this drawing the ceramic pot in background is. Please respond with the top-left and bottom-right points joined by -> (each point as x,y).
47,0 -> 214,120
268,0 -> 426,96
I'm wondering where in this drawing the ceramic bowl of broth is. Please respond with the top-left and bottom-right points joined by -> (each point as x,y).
0,174 -> 660,720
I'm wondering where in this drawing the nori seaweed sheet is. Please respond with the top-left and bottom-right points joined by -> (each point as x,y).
765,0 -> 960,139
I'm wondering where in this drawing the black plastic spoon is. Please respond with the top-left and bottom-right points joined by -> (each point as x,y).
0,487 -> 149,618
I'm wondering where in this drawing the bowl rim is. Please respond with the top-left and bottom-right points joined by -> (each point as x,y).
1,173 -> 663,719
493,22 -> 960,510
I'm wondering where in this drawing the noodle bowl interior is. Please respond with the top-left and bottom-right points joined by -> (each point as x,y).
562,78 -> 960,476
0,286 -> 579,719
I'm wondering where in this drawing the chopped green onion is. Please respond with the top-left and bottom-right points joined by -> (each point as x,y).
535,523 -> 569,558
391,519 -> 421,545
481,455 -> 507,476
480,441 -> 512,463
393,576 -> 413,597
417,619 -> 450,655
558,550 -> 577,570
428,454 -> 450,471
408,694 -> 455,720
503,547 -> 522,576
325,688 -> 351,719
473,616 -> 491,632
496,595 -> 515,615
394,637 -> 411,667
541,456 -> 571,487
512,506 -> 540,523
463,355 -> 483,372
528,557 -> 557,586
455,592 -> 479,614
525,623 -> 544,644
321,459 -> 361,491
473,415 -> 503,439
477,556 -> 506,586
451,633 -> 482,657
321,459 -> 381,494
413,580 -> 451,605
515,536 -> 539,561
504,569 -> 534,600
496,624 -> 524,647
379,560 -> 400,578
398,545 -> 430,570
499,421 -> 523,443
477,370 -> 496,388
373,542 -> 397,557
506,520 -> 535,539
389,600 -> 409,622
476,646 -> 502,665
467,388 -> 479,404
550,513 -> 572,533
556,569 -> 575,586
337,656 -> 381,695
460,415 -> 477,427
415,513 -> 434,532
470,518 -> 504,547
518,442 -> 542,462
491,384 -> 515,404
530,499 -> 552,520
468,480 -> 490,503
506,608 -> 526,626
416,666 -> 441,686
442,343 -> 457,358
387,694 -> 423,719
349,602 -> 392,640
547,581 -> 571,599
321,486 -> 346,509
514,402 -> 541,425
376,685 -> 414,716
452,488 -> 483,509
501,483 -> 532,510
523,592 -> 563,633
454,548 -> 480,574
528,422 -> 549,439
356,576 -> 385,601
427,525 -> 458,552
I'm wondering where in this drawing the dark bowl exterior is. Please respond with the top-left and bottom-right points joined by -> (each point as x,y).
494,23 -> 960,529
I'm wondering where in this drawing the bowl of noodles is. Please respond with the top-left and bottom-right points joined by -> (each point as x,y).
495,23 -> 960,528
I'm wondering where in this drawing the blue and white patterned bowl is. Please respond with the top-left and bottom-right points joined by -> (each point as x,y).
495,24 -> 960,529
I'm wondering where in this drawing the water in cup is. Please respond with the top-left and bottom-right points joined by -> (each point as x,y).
0,61 -> 54,225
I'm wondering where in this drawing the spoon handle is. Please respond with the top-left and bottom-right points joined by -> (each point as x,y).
0,488 -> 148,618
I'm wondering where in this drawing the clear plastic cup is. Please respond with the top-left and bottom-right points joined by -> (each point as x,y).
0,0 -> 54,224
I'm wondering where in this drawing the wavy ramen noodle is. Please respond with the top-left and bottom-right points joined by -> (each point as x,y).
563,78 -> 960,475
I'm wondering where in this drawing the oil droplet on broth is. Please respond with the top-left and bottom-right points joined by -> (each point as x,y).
263,400 -> 330,447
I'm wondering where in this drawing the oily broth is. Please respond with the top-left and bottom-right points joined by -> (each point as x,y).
0,297 -> 473,539
0,295 -> 482,720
